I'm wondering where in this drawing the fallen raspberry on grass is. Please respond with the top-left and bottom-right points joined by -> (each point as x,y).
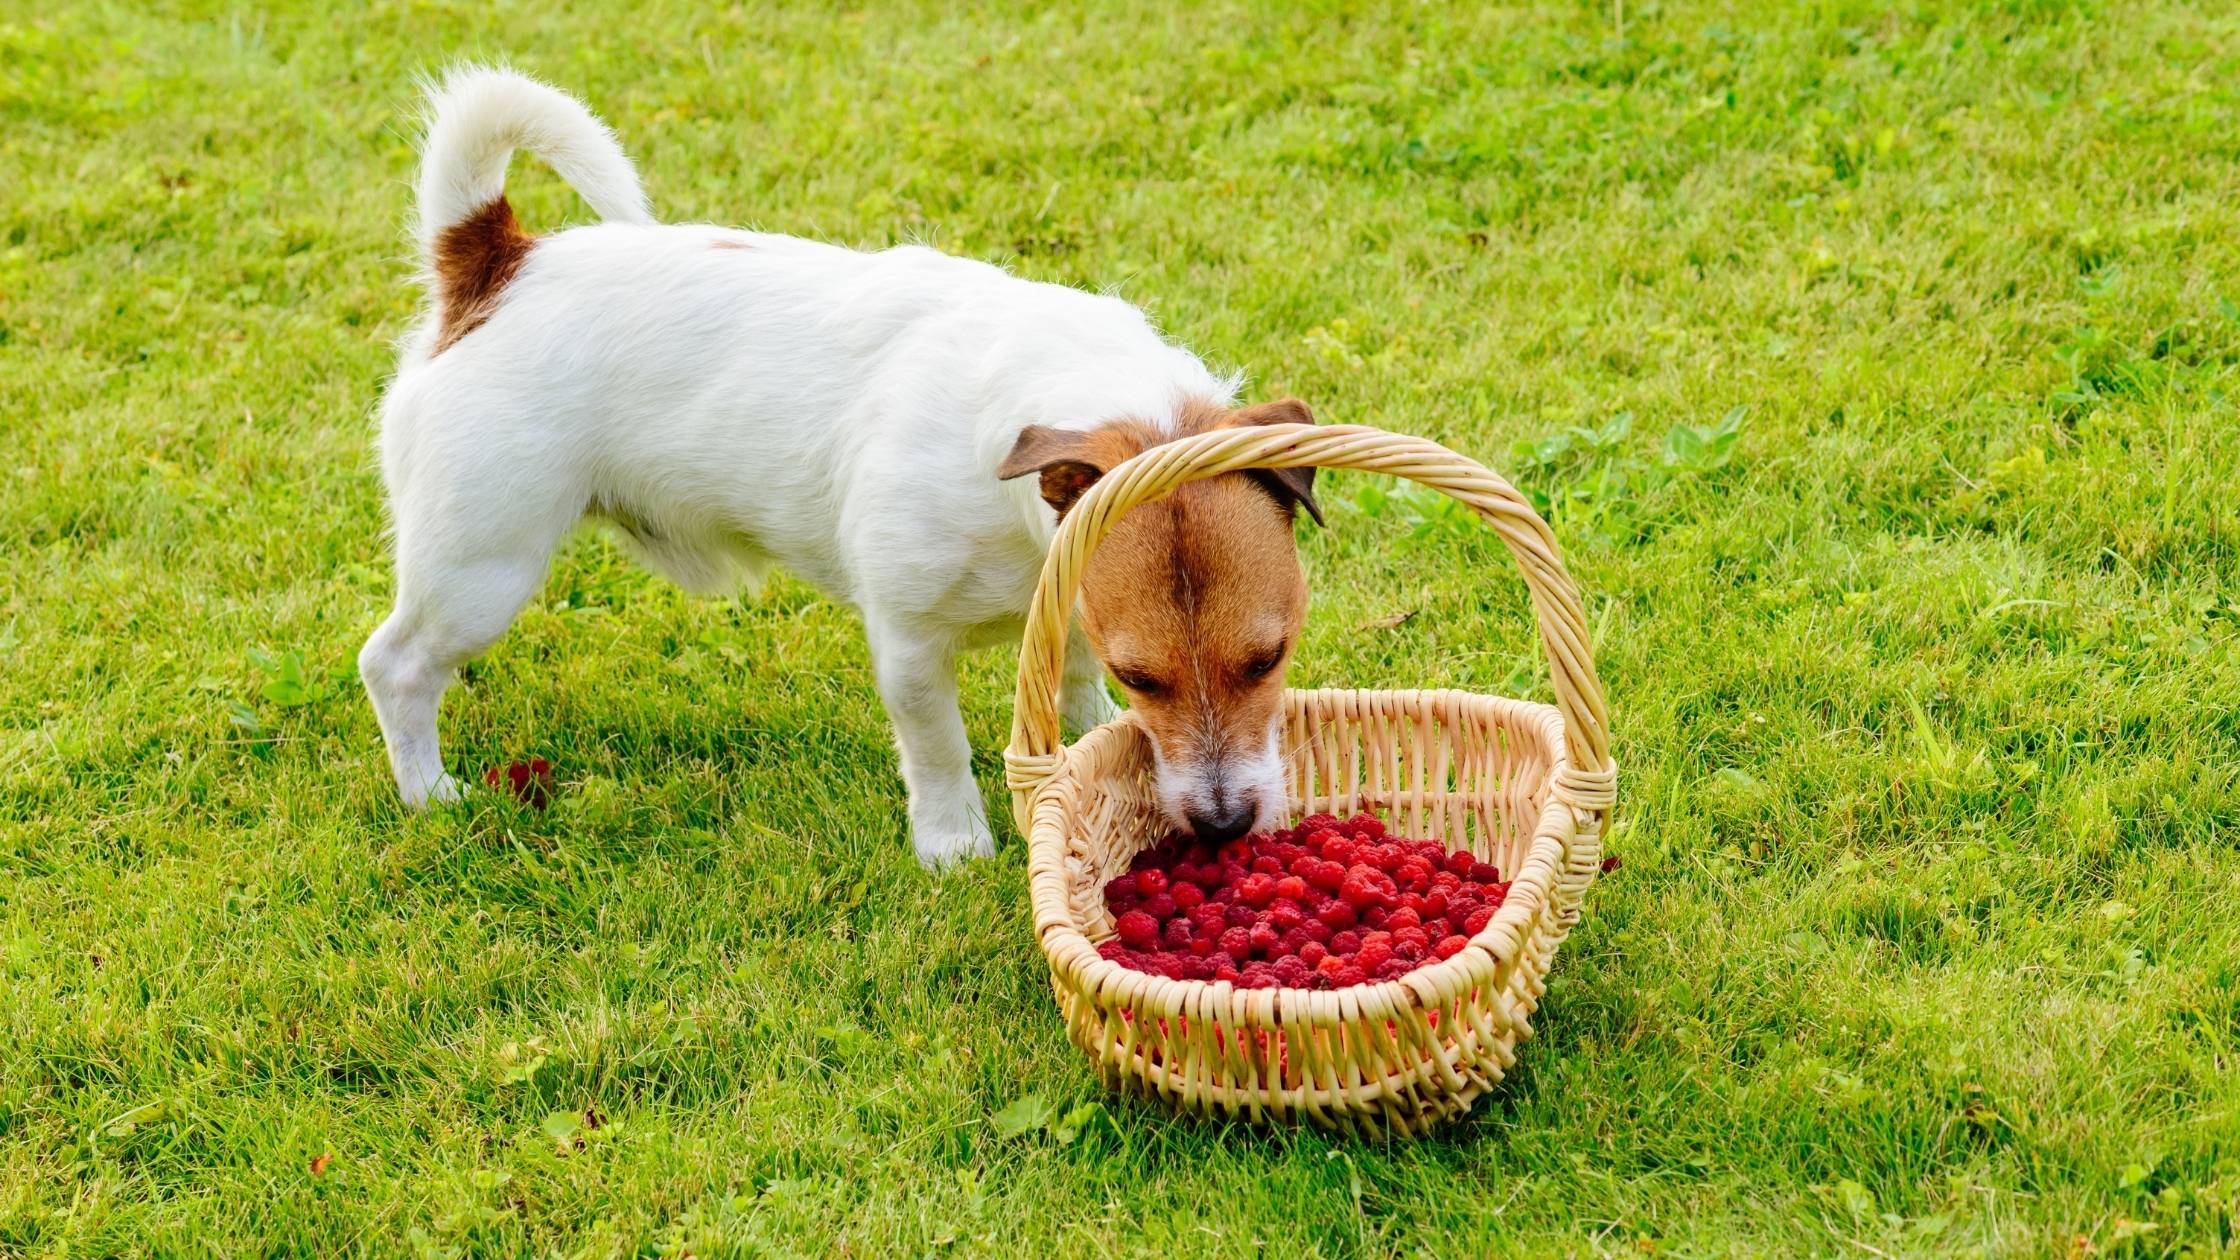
483,757 -> 555,807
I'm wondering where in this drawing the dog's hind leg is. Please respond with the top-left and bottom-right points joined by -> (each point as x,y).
360,488 -> 578,808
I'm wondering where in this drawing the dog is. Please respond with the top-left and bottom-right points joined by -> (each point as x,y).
359,67 -> 1322,869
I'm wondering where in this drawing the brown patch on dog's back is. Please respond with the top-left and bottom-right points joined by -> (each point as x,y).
431,197 -> 535,355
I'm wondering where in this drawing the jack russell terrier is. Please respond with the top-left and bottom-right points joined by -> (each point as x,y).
360,67 -> 1323,869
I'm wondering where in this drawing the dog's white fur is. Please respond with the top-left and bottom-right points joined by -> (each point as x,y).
360,67 -> 1282,868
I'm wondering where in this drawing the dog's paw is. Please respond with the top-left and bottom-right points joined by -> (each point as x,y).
400,773 -> 465,810
913,811 -> 997,871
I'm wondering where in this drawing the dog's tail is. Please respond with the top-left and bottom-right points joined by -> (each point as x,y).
414,65 -> 652,250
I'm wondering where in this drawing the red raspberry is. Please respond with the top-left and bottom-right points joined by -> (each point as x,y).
1339,872 -> 1382,910
1115,911 -> 1159,950
1330,964 -> 1368,987
1299,941 -> 1328,968
1377,957 -> 1412,979
1251,855 -> 1284,876
1470,865 -> 1503,885
1134,869 -> 1169,897
1394,926 -> 1430,953
1171,862 -> 1203,888
1301,920 -> 1334,945
1347,813 -> 1385,840
1214,963 -> 1241,983
1184,843 -> 1215,866
1430,870 -> 1461,893
1188,936 -> 1215,957
1170,882 -> 1205,911
1219,927 -> 1253,961
1241,962 -> 1275,986
1355,940 -> 1393,973
1329,930 -> 1363,956
1219,840 -> 1252,867
1225,904 -> 1257,929
1318,835 -> 1355,867
1363,905 -> 1389,929
1239,874 -> 1278,909
1163,918 -> 1194,949
1268,900 -> 1305,932
1487,881 -> 1510,904
1279,926 -> 1317,956
1183,955 -> 1216,981
1305,859 -> 1345,893
1445,849 -> 1476,878
1315,954 -> 1347,977
1248,922 -> 1281,956
1188,902 -> 1226,931
1143,893 -> 1178,921
1422,891 -> 1449,920
1271,956 -> 1311,987
1434,935 -> 1468,960
1399,892 -> 1426,917
1315,899 -> 1357,931
1386,907 -> 1422,933
1298,813 -> 1341,835
1274,875 -> 1309,902
1397,858 -> 1434,892
1463,906 -> 1494,935
1096,940 -> 1128,962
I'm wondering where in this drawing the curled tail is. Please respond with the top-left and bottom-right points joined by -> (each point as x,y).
413,66 -> 652,352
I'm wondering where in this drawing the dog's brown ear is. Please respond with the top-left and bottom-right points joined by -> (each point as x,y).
998,424 -> 1140,519
1231,398 -> 1324,527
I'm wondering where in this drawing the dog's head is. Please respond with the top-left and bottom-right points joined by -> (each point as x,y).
1000,398 -> 1321,843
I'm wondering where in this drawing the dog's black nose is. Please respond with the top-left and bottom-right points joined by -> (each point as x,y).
1188,801 -> 1256,845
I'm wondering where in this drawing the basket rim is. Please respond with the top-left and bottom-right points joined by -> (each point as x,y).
1024,684 -> 1582,1022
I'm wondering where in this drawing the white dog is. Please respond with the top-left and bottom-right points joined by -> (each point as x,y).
361,68 -> 1321,868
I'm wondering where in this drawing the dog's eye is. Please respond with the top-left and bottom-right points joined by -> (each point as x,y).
1113,669 -> 1164,696
1243,646 -> 1287,680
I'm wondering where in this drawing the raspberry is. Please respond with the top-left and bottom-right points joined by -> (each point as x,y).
1319,834 -> 1356,866
1274,875 -> 1309,902
1268,900 -> 1305,932
1301,919 -> 1334,945
1170,882 -> 1205,912
1399,893 -> 1426,917
1394,926 -> 1430,953
1183,955 -> 1216,981
1251,855 -> 1285,876
1219,840 -> 1253,867
1239,873 -> 1278,909
1330,964 -> 1368,987
1143,893 -> 1178,921
1171,862 -> 1203,889
1329,930 -> 1363,956
1347,813 -> 1385,840
1430,870 -> 1461,894
1355,941 -> 1393,973
1298,813 -> 1341,835
1218,927 -> 1252,961
1445,849 -> 1475,878
1248,922 -> 1280,956
1315,899 -> 1358,931
1434,935 -> 1468,960
1463,906 -> 1494,935
1298,941 -> 1328,968
1377,957 -> 1412,980
1241,962 -> 1275,987
1339,871 -> 1383,910
1096,939 -> 1128,962
1470,864 -> 1503,885
1134,869 -> 1169,897
1188,902 -> 1226,931
1188,935 -> 1215,957
1363,906 -> 1389,929
1396,858 -> 1434,892
1306,859 -> 1346,893
1271,956 -> 1311,987
1280,925 -> 1317,956
1225,904 -> 1257,929
1163,918 -> 1194,949
1214,962 -> 1241,983
1422,891 -> 1449,920
1386,907 -> 1422,933
1315,954 -> 1347,977
1115,911 -> 1159,950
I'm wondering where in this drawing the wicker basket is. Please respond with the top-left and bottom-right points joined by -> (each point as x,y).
1003,422 -> 1617,1134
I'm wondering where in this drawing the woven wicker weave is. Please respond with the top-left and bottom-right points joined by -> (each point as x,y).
1003,422 -> 1616,1134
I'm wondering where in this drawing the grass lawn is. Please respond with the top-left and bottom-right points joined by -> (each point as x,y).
6,0 -> 2240,1254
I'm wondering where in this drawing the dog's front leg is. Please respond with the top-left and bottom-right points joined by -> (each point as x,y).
1060,625 -> 1122,735
865,617 -> 995,870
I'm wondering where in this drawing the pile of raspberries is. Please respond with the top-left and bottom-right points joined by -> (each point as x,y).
1096,812 -> 1509,989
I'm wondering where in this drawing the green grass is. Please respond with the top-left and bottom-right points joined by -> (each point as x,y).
5,0 -> 2239,1254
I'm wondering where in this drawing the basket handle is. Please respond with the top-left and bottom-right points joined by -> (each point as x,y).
1003,422 -> 1616,830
